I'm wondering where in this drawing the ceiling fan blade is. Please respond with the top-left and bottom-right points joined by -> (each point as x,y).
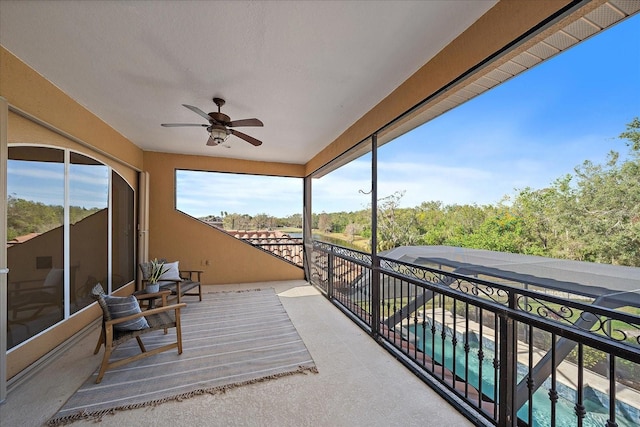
206,135 -> 218,146
228,118 -> 264,128
161,123 -> 208,127
230,129 -> 262,146
182,104 -> 212,121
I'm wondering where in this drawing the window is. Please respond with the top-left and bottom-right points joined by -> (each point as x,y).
6,146 -> 135,349
112,171 -> 135,291
7,147 -> 65,347
69,152 -> 109,314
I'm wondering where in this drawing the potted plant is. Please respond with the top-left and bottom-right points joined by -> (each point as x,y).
145,258 -> 168,293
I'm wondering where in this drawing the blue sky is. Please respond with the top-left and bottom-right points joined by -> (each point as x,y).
8,160 -> 109,209
311,14 -> 640,215
176,171 -> 302,218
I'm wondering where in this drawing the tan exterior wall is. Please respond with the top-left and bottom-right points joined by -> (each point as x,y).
143,151 -> 305,284
305,0 -> 575,175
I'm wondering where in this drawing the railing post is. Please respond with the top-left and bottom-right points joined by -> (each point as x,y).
498,291 -> 517,427
327,246 -> 334,300
371,256 -> 380,339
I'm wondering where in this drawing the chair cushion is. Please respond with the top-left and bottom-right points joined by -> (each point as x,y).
103,295 -> 149,331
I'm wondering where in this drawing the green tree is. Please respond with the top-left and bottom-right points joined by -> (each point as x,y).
7,196 -> 64,240
252,213 -> 272,229
376,191 -> 421,251
317,212 -> 333,233
568,118 -> 640,265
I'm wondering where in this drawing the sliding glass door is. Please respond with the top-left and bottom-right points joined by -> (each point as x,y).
6,145 -> 135,350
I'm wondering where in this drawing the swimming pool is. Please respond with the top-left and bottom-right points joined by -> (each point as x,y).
410,322 -> 638,427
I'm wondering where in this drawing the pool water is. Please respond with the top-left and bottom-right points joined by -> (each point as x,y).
410,323 -> 638,427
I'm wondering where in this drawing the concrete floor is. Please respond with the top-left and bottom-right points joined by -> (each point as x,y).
0,281 -> 475,427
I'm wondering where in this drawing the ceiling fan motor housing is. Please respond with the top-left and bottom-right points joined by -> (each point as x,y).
210,112 -> 231,125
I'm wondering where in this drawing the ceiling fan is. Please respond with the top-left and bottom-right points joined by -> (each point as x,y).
161,97 -> 263,146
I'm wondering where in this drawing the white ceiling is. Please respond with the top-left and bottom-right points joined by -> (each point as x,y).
0,0 -> 497,164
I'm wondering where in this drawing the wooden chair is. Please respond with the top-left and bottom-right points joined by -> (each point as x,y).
91,285 -> 186,384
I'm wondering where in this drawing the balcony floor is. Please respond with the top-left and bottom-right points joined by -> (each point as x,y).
1,280 -> 474,426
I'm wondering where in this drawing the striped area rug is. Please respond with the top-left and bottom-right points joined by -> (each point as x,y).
48,288 -> 317,425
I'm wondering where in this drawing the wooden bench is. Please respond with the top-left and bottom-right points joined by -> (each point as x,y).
159,270 -> 203,303
139,260 -> 203,304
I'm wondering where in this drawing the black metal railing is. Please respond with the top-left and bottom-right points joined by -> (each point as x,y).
311,241 -> 640,427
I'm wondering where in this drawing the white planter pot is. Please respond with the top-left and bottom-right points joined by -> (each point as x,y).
145,283 -> 160,293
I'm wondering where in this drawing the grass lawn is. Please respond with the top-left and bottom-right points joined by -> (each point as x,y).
313,230 -> 370,251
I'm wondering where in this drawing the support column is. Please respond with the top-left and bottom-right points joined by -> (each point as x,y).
303,175 -> 313,282
370,134 -> 380,338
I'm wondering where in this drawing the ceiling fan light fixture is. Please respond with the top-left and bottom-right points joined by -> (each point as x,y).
209,126 -> 230,145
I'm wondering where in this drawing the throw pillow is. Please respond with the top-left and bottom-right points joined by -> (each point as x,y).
103,295 -> 149,331
158,261 -> 181,286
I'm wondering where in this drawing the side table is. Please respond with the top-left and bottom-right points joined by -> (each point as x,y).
133,289 -> 171,310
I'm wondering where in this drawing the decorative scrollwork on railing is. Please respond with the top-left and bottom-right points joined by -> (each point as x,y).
516,294 -> 640,347
319,241 -> 640,353
601,318 -> 640,346
450,278 -> 510,306
313,241 -> 371,265
517,295 -> 577,324
381,258 -> 447,284
313,240 -> 333,251
332,246 -> 372,265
